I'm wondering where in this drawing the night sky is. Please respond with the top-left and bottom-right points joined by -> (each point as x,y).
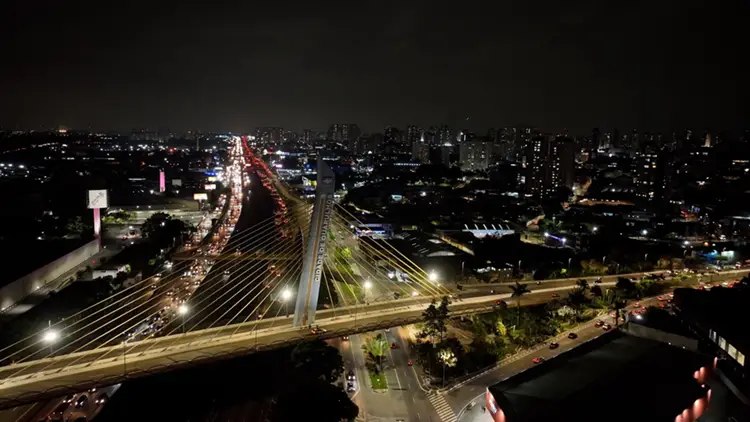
1,1 -> 747,134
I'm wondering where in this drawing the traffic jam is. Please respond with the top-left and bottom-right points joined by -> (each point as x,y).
35,138 -> 248,422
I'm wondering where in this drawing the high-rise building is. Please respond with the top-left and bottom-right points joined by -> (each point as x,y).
634,150 -> 671,202
524,136 -> 576,200
255,127 -> 284,144
327,124 -> 361,146
459,140 -> 493,171
302,129 -> 313,144
438,126 -> 452,145
412,140 -> 431,164
384,126 -> 402,144
405,125 -> 421,148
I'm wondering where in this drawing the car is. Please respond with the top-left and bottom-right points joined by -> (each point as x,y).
594,278 -> 603,284
50,402 -> 70,421
346,382 -> 356,392
390,342 -> 398,349
659,302 -> 666,308
62,394 -> 75,404
310,326 -> 327,335
75,395 -> 88,408
551,293 -> 560,298
407,361 -> 413,366
494,300 -> 506,306
595,320 -> 605,327
567,333 -> 578,340
549,342 -> 559,349
532,357 -> 545,364
633,302 -> 641,308
602,324 -> 612,331
342,335 -> 349,341
347,370 -> 355,381
657,296 -> 665,301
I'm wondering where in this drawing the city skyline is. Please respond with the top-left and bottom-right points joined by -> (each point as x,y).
1,1 -> 747,133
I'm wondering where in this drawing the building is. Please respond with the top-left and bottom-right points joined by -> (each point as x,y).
524,136 -> 575,200
634,150 -> 671,202
485,332 -> 713,422
412,141 -> 430,164
437,125 -> 452,145
459,140 -> 493,171
673,287 -> 750,404
405,125 -> 421,148
255,127 -> 284,144
327,124 -> 361,147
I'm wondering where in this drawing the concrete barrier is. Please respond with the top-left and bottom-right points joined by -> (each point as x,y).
0,239 -> 100,311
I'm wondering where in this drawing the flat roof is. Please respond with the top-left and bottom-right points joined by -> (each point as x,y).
673,287 -> 750,354
488,332 -> 708,422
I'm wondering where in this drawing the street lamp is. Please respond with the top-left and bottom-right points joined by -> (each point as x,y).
429,271 -> 438,283
641,229 -> 648,236
592,226 -> 598,232
561,238 -> 567,246
281,288 -> 292,317
411,291 -> 419,297
544,232 -> 550,238
178,304 -> 189,334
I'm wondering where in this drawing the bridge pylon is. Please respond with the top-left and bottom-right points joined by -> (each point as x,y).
293,159 -> 335,328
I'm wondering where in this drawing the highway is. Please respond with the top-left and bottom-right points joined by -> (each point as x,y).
0,267 -> 746,408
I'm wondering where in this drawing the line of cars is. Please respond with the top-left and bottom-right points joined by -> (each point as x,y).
41,388 -> 111,422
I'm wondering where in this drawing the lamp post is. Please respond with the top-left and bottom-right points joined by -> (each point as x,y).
281,289 -> 292,317
429,271 -> 438,283
178,304 -> 189,334
42,322 -> 59,356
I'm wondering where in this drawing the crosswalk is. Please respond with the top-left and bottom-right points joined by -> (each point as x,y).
428,392 -> 457,422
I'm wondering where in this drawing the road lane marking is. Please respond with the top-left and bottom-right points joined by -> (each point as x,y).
428,392 -> 457,422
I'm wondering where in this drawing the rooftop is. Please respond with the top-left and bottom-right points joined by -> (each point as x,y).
673,287 -> 750,354
488,331 -> 709,422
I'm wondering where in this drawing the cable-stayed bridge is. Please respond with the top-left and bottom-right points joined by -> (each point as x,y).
0,137 -> 742,409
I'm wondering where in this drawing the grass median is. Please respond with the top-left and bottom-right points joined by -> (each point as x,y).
368,371 -> 388,390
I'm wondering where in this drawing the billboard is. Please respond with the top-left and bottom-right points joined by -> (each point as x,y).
193,193 -> 208,201
204,184 -> 216,190
207,176 -> 217,182
172,179 -> 182,187
87,190 -> 108,209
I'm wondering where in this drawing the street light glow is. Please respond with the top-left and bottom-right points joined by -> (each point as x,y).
592,226 -> 598,232
544,232 -> 550,238
281,289 -> 292,301
411,291 -> 419,297
429,271 -> 438,282
364,280 -> 373,290
43,330 -> 59,344
178,304 -> 189,315
641,229 -> 648,236
561,238 -> 567,244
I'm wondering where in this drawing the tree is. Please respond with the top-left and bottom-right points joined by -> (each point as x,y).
437,348 -> 457,386
290,339 -> 344,382
510,282 -> 530,326
567,288 -> 588,318
495,319 -> 507,337
604,290 -> 627,327
576,279 -> 589,292
141,212 -> 193,248
590,285 -> 603,297
65,216 -> 92,238
421,296 -> 451,342
363,334 -> 389,373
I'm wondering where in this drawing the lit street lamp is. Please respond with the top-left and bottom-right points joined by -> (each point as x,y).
429,271 -> 438,283
281,288 -> 292,317
178,304 -> 189,334
641,229 -> 648,236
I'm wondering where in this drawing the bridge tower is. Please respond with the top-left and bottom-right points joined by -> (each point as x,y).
293,159 -> 335,327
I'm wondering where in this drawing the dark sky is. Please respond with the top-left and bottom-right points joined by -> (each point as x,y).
0,1 -> 747,134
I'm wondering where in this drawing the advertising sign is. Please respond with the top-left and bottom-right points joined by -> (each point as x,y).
204,184 -> 216,190
87,190 -> 108,209
193,193 -> 208,201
